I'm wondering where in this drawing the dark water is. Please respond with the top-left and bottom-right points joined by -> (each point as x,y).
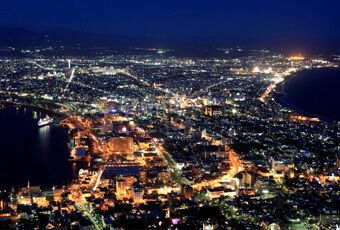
0,106 -> 77,189
280,68 -> 340,121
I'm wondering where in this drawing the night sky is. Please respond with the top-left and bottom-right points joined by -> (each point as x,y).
1,0 -> 340,50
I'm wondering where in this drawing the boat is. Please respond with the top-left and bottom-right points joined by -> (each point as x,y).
38,115 -> 54,127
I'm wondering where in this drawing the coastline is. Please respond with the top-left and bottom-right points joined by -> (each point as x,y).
0,100 -> 67,118
273,67 -> 340,122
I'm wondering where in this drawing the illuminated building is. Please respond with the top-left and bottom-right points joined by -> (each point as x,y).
230,178 -> 240,193
53,188 -> 64,202
114,123 -> 131,135
206,187 -> 237,199
109,137 -> 134,154
252,66 -> 260,73
124,176 -> 136,187
132,187 -> 143,204
268,223 -> 281,230
202,98 -> 209,106
289,113 -> 320,122
271,157 -> 276,171
204,105 -> 223,117
0,193 -> 10,211
104,113 -> 120,121
116,178 -> 127,200
138,137 -> 152,150
25,185 -> 41,194
288,54 -> 305,61
205,106 -> 213,117
159,170 -> 171,184
99,98 -> 108,108
203,221 -> 215,230
18,194 -> 31,205
139,169 -> 148,184
240,172 -> 256,188
32,195 -> 48,207
0,210 -> 12,221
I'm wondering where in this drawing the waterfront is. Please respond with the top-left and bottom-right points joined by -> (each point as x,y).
0,106 -> 76,189
279,68 -> 340,121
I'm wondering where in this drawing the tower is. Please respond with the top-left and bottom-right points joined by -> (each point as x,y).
271,157 -> 276,171
116,178 -> 126,199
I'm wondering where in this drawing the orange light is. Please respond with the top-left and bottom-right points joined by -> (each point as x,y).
288,54 -> 305,61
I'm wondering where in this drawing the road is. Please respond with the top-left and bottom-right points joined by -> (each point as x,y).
76,203 -> 106,230
154,141 -> 190,185
192,144 -> 243,190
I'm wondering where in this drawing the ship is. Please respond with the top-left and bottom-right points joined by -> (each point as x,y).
38,115 -> 54,127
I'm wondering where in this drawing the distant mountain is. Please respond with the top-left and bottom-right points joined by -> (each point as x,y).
0,26 -> 162,49
0,27 -> 49,47
0,26 -> 339,54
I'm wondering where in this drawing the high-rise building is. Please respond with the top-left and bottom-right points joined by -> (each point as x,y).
240,172 -> 256,188
132,187 -> 143,204
116,178 -> 127,200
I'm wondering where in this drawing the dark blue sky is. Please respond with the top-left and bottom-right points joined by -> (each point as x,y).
1,0 -> 340,43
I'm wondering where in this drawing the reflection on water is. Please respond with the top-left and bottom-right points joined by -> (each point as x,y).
72,163 -> 77,178
39,125 -> 51,138
0,106 -> 76,189
39,126 -> 51,159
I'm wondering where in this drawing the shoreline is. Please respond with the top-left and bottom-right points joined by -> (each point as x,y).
0,100 -> 68,118
273,67 -> 340,122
